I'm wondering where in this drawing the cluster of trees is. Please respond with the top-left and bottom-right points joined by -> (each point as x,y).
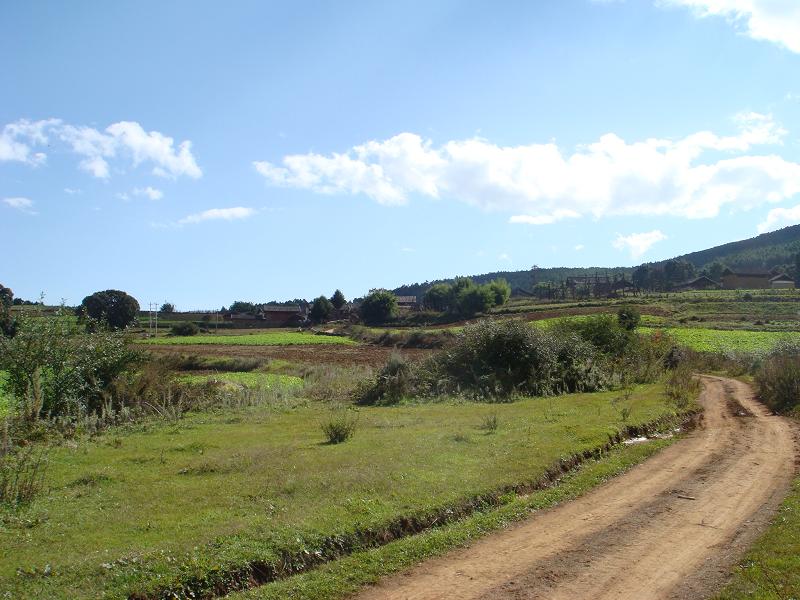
309,289 -> 347,324
632,260 -> 696,291
423,277 -> 511,317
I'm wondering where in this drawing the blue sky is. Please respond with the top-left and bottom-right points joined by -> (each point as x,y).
3,0 -> 800,309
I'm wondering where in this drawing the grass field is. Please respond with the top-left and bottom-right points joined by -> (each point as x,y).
139,332 -> 357,346
643,327 -> 800,353
716,475 -> 800,599
178,371 -> 304,388
0,384 -> 679,599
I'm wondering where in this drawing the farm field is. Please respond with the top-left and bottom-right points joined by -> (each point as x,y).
178,371 -> 304,388
643,327 -> 800,353
140,331 -> 357,346
0,384 -> 679,599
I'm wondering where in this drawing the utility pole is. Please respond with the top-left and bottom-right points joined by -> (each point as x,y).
148,302 -> 159,337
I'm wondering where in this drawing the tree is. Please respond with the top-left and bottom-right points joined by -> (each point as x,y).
706,261 -> 726,282
423,283 -> 452,312
330,289 -> 346,310
310,295 -> 334,323
80,290 -> 140,329
455,284 -> 494,317
160,302 -> 175,313
0,283 -> 14,337
795,252 -> 800,286
0,284 -> 12,309
360,290 -> 398,324
488,278 -> 511,306
229,301 -> 256,314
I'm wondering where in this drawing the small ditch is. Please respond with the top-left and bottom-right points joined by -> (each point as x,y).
131,409 -> 700,600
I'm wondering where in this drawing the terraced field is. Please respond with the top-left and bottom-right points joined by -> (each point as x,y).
140,332 -> 356,346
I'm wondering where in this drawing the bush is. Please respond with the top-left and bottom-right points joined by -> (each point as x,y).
357,319 -> 611,402
755,343 -> 800,414
617,306 -> 641,331
557,314 -> 633,357
171,322 -> 199,336
353,352 -> 414,405
0,442 -> 48,506
321,410 -> 358,444
0,307 -> 142,418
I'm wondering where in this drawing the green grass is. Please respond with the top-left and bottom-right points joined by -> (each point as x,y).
232,439 -> 675,600
643,327 -> 800,353
139,331 -> 357,346
0,384 -> 679,599
715,476 -> 800,599
178,371 -> 304,388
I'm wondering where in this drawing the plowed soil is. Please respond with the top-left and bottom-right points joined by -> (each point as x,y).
144,343 -> 434,367
357,376 -> 797,600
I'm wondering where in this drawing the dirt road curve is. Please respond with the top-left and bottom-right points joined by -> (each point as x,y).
357,376 -> 797,600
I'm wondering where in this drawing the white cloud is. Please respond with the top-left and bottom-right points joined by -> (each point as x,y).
178,207 -> 255,225
574,244 -> 585,251
0,118 -> 201,179
255,113 -> 800,222
757,204 -> 800,232
510,209 -> 581,225
63,187 -> 82,195
498,252 -> 512,262
3,196 -> 37,215
133,186 -> 164,200
0,118 -> 60,164
660,0 -> 800,53
612,230 -> 668,258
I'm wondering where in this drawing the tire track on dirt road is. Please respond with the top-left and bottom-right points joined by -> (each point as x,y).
356,376 -> 796,600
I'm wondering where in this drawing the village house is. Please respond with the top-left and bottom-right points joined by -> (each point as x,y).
674,275 -> 720,291
720,268 -> 795,290
396,295 -> 419,310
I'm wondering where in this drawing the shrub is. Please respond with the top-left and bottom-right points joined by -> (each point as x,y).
353,352 -> 414,405
664,363 -> 701,410
755,343 -> 800,414
321,410 -> 358,444
0,307 -> 142,418
487,278 -> 511,307
358,319 -> 611,402
171,322 -> 199,336
160,302 -> 175,313
0,443 -> 48,506
557,314 -> 632,357
617,306 -> 641,331
478,413 -> 499,433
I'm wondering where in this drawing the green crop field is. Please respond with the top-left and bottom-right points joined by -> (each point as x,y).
0,384 -> 680,599
178,371 -> 304,388
643,327 -> 800,353
139,332 -> 357,346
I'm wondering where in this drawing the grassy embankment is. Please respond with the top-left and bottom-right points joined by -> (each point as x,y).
1,383 -> 684,599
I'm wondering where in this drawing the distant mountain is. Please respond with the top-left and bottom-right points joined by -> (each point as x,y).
392,225 -> 800,297
667,224 -> 800,272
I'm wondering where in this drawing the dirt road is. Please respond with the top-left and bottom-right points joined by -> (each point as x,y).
357,376 -> 797,600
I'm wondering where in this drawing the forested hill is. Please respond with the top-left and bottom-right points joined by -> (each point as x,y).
667,224 -> 800,272
392,225 -> 800,297
393,266 -> 633,298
